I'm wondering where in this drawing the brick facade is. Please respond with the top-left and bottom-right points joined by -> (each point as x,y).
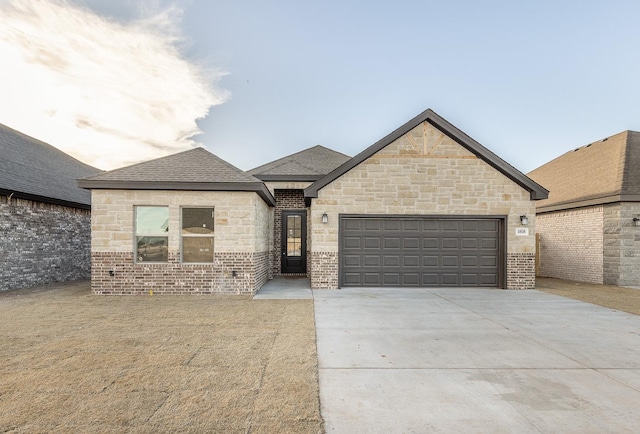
0,196 -> 91,291
536,206 -> 604,284
272,189 -> 306,276
91,251 -> 268,294
308,121 -> 537,289
506,253 -> 536,289
309,252 -> 338,289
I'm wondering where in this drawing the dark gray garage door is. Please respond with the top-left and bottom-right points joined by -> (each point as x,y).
340,216 -> 502,287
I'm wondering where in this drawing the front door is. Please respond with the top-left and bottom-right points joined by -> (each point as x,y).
281,210 -> 307,274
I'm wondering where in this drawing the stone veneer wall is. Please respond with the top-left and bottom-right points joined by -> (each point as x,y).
0,196 -> 91,291
536,206 -> 604,284
603,202 -> 640,287
90,190 -> 270,294
272,189 -> 306,276
308,121 -> 537,289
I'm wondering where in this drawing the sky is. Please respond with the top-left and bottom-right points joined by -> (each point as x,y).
1,0 -> 640,173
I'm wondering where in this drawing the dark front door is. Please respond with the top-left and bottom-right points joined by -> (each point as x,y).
281,210 -> 307,274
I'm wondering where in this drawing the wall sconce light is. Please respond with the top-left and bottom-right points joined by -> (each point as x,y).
520,215 -> 529,226
633,216 -> 640,227
322,212 -> 328,224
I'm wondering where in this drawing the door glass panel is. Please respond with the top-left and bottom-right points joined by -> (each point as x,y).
287,215 -> 301,257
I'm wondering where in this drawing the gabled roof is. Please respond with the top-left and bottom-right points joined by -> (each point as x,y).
78,147 -> 275,206
304,109 -> 548,201
528,130 -> 640,212
0,123 -> 101,209
248,145 -> 351,181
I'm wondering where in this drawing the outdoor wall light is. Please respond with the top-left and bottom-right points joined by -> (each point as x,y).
520,215 -> 529,226
322,212 -> 329,224
633,216 -> 640,227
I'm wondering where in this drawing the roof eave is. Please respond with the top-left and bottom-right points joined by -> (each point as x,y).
0,188 -> 91,210
536,194 -> 640,214
77,180 -> 276,207
305,109 -> 549,201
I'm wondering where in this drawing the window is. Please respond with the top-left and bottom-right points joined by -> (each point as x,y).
181,207 -> 214,263
135,206 -> 169,262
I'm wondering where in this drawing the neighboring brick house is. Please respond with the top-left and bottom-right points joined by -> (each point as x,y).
0,123 -> 101,291
528,130 -> 640,286
79,109 -> 548,294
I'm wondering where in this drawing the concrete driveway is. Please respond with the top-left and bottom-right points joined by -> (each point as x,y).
313,288 -> 640,433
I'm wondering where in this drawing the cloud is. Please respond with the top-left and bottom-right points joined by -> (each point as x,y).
0,0 -> 228,170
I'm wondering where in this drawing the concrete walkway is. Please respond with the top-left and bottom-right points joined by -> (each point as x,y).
313,287 -> 640,433
253,277 -> 312,299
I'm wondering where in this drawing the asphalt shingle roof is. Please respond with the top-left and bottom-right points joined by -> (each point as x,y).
81,147 -> 260,184
0,123 -> 101,208
248,145 -> 351,180
79,147 -> 275,206
528,130 -> 640,212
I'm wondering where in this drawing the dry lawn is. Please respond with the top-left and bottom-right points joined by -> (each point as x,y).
0,281 -> 322,433
537,277 -> 640,315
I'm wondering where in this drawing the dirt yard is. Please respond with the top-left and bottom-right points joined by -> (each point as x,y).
536,277 -> 640,315
0,281 -> 322,433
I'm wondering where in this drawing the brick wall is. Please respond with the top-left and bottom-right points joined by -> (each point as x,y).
308,121 -> 537,289
272,189 -> 306,276
507,253 -> 536,289
536,206 -> 604,284
0,196 -> 91,291
309,252 -> 338,289
91,251 -> 267,294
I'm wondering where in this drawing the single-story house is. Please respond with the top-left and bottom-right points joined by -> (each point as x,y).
78,109 -> 548,294
528,130 -> 640,286
0,123 -> 101,291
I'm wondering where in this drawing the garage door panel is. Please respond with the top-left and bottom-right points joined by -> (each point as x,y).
442,256 -> 459,267
384,237 -> 401,249
461,256 -> 478,267
384,255 -> 400,267
341,217 -> 501,287
383,273 -> 400,285
423,238 -> 439,249
403,237 -> 420,249
461,274 -> 479,286
402,273 -> 420,286
363,273 -> 382,285
343,255 -> 361,267
364,237 -> 381,249
403,255 -> 419,267
364,255 -> 381,267
343,236 -> 361,249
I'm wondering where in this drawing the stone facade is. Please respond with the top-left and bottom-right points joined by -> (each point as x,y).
90,190 -> 271,294
536,206 -> 604,284
603,202 -> 640,286
308,121 -> 537,289
272,189 -> 307,276
0,196 -> 91,291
